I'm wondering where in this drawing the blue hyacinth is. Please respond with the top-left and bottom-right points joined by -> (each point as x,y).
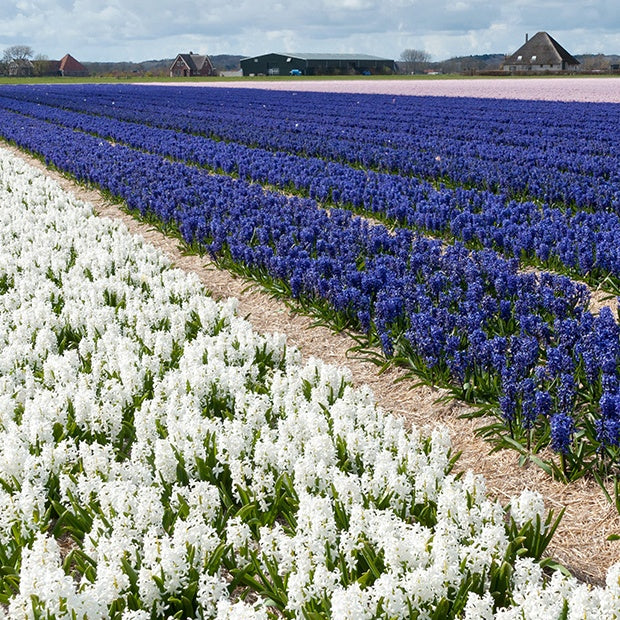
550,413 -> 574,454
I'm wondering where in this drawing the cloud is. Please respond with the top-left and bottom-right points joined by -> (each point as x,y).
0,0 -> 618,62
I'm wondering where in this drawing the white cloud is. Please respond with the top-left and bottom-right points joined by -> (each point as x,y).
0,0 -> 618,62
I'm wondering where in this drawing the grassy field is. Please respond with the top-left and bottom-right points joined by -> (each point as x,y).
1,72 -> 617,86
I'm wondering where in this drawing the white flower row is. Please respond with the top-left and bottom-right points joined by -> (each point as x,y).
0,146 -> 618,618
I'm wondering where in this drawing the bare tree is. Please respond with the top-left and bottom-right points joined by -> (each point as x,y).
2,44 -> 34,64
581,54 -> 609,72
2,45 -> 35,77
32,53 -> 54,77
399,49 -> 431,74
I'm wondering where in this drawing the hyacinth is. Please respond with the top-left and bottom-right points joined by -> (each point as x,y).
510,489 -> 546,530
597,392 -> 620,448
0,84 -> 619,298
1,76 -> 620,614
2,84 -> 620,481
550,413 -> 575,454
2,146 -> 620,617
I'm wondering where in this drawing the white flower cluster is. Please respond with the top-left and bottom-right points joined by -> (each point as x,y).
0,146 -> 618,618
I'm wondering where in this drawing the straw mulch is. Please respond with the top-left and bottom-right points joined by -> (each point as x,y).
8,145 -> 619,586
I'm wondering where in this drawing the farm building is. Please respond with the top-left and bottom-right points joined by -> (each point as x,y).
503,32 -> 580,73
169,53 -> 217,77
53,54 -> 88,77
26,54 -> 88,77
240,53 -> 396,76
7,59 -> 34,77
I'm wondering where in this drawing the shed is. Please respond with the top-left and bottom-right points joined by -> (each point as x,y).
240,53 -> 395,76
503,32 -> 580,73
169,52 -> 217,77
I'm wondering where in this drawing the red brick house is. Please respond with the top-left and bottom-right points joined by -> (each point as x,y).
169,52 -> 217,77
8,59 -> 34,77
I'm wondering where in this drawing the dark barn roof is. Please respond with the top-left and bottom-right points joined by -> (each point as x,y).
504,31 -> 580,68
271,52 -> 392,61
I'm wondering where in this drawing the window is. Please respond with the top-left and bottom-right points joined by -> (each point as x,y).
517,55 -> 522,60
531,55 -> 537,61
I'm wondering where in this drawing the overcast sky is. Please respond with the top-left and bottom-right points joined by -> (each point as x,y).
1,0 -> 618,63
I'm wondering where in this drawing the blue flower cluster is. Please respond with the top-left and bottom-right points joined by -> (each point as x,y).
1,85 -> 619,475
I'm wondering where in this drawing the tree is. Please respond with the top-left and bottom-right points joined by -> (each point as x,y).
2,44 -> 34,64
581,54 -> 609,72
399,48 -> 431,74
2,45 -> 35,77
32,53 -> 54,77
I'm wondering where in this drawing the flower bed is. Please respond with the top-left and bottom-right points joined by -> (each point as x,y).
186,76 -> 620,103
2,143 -> 620,618
0,86 -> 620,481
1,86 -> 619,293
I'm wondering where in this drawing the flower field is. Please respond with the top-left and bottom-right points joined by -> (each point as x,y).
0,85 -> 620,480
193,77 -> 620,103
0,82 -> 619,617
1,144 -> 617,617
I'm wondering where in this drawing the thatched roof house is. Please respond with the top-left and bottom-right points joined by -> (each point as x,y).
503,32 -> 580,73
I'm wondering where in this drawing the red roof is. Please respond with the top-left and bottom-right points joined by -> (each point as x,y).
58,54 -> 88,75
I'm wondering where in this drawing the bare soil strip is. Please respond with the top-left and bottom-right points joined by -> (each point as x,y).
6,144 -> 619,585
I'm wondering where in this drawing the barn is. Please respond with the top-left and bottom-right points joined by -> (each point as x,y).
503,32 -> 580,73
169,53 -> 217,77
54,54 -> 89,77
240,53 -> 396,76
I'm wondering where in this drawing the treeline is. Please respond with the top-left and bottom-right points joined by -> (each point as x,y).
83,54 -> 244,76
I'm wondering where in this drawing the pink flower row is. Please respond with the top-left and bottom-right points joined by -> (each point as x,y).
167,76 -> 620,103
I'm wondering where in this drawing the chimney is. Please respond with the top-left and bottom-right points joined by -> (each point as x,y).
525,33 -> 528,43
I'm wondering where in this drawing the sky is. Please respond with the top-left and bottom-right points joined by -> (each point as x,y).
1,0 -> 619,63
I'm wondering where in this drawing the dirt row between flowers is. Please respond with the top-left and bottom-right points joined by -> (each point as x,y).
6,144 -> 619,586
